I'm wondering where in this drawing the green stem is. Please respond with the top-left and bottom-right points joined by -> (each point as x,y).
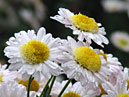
46,76 -> 56,97
74,35 -> 78,40
27,75 -> 34,97
40,75 -> 53,97
57,79 -> 72,97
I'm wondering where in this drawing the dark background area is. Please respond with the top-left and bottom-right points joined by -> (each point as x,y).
0,0 -> 129,67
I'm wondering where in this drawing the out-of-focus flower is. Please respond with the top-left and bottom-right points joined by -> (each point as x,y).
102,0 -> 127,12
111,31 -> 129,52
127,0 -> 129,17
51,8 -> 109,47
19,0 -> 46,30
4,27 -> 62,81
57,36 -> 117,85
0,64 -> 19,84
0,0 -> 19,28
19,9 -> 41,30
102,76 -> 129,97
0,81 -> 36,97
102,0 -> 129,18
0,0 -> 46,30
51,81 -> 100,97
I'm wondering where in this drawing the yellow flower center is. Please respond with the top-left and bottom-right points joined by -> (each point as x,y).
99,52 -> 107,61
20,40 -> 49,64
117,94 -> 129,97
0,73 -> 3,83
118,39 -> 128,46
62,91 -> 81,97
74,47 -> 101,72
18,79 -> 39,92
99,83 -> 107,96
70,14 -> 99,33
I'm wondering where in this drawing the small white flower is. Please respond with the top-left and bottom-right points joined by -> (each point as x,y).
0,64 -> 19,83
102,76 -> 129,97
111,31 -> 129,52
57,36 -> 116,85
4,27 -> 62,81
102,0 -> 127,12
51,8 -> 109,47
0,81 -> 36,97
51,81 -> 100,97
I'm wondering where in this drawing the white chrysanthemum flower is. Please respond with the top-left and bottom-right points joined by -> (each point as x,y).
57,36 -> 118,85
0,64 -> 19,83
50,8 -> 109,47
51,81 -> 100,97
111,31 -> 129,52
102,77 -> 129,97
4,27 -> 62,81
102,0 -> 127,12
0,81 -> 36,97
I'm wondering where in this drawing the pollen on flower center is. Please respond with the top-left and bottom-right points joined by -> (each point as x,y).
74,47 -> 101,72
117,94 -> 129,97
62,91 -> 81,97
20,40 -> 49,64
70,14 -> 99,33
18,79 -> 39,92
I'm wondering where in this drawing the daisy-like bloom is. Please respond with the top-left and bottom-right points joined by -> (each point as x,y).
51,81 -> 100,97
0,64 -> 19,83
102,76 -> 129,97
111,31 -> 129,52
57,36 -> 118,85
4,27 -> 62,81
102,0 -> 127,12
0,81 -> 36,97
51,8 -> 109,47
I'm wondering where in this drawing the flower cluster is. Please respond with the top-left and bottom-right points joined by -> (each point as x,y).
0,8 -> 129,97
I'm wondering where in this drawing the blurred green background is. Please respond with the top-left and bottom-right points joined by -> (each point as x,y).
0,0 -> 129,67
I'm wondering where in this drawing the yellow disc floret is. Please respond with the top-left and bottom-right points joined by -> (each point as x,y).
70,14 -> 99,33
62,91 -> 81,97
117,94 -> 129,97
118,39 -> 128,46
74,47 -> 101,72
18,79 -> 39,92
20,40 -> 49,64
